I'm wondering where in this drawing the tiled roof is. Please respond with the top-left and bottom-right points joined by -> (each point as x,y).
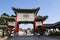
1,16 -> 15,21
44,21 -> 60,28
12,7 -> 40,15
36,16 -> 48,21
44,24 -> 54,28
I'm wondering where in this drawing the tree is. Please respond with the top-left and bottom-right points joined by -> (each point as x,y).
36,26 -> 44,35
27,28 -> 31,30
0,18 -> 6,24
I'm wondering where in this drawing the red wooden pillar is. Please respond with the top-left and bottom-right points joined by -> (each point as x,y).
18,24 -> 19,32
34,20 -> 36,32
17,23 -> 19,32
42,22 -> 44,31
15,14 -> 18,33
33,14 -> 36,35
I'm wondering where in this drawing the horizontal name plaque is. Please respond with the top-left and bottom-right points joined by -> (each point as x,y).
17,13 -> 35,21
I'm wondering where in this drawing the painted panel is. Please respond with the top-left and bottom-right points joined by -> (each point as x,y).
8,22 -> 15,26
36,21 -> 42,27
17,13 -> 35,21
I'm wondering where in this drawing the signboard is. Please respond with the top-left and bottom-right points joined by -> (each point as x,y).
17,13 -> 35,21
8,22 -> 15,26
36,21 -> 42,26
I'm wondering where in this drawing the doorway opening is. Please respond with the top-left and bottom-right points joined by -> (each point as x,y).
18,23 -> 33,36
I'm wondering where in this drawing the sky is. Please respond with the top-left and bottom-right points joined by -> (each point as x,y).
0,0 -> 60,29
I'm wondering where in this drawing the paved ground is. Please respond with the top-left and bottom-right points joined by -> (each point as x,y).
7,35 -> 60,40
0,36 -> 8,40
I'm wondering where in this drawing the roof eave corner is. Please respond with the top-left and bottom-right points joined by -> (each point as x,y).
12,7 -> 17,15
35,7 -> 40,15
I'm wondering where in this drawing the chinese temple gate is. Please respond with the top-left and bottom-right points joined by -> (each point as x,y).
12,7 -> 40,35
11,7 -> 48,35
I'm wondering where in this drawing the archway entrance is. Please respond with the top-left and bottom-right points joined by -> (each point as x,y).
18,23 -> 33,36
19,24 -> 33,29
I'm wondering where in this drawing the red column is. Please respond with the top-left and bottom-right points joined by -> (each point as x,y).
17,23 -> 19,32
33,14 -> 36,35
42,22 -> 44,31
15,14 -> 18,33
34,20 -> 36,32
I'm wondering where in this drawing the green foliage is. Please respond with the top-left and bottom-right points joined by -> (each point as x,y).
0,18 -> 6,24
6,27 -> 14,36
49,32 -> 60,36
9,27 -> 14,32
36,26 -> 44,35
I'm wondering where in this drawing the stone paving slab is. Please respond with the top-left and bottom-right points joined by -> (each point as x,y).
7,36 -> 60,40
0,36 -> 8,40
